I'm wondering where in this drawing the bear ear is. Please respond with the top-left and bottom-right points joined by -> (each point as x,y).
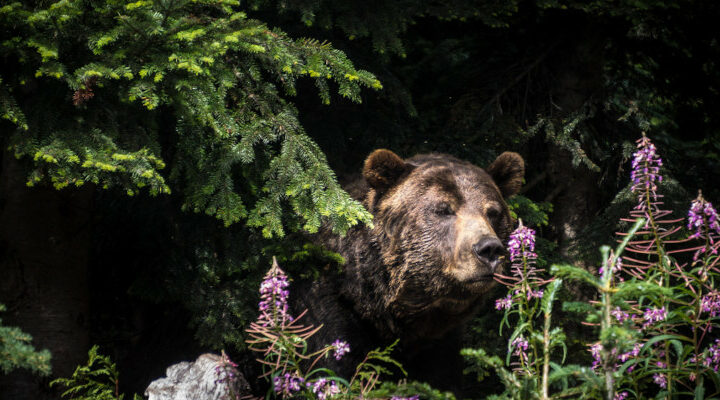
486,152 -> 525,198
363,149 -> 413,192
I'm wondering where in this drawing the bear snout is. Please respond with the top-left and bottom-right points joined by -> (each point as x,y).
472,236 -> 505,273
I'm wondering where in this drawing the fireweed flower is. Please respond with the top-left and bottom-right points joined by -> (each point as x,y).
495,294 -> 513,310
497,221 -> 548,290
611,307 -> 631,323
527,289 -> 544,300
618,343 -> 643,373
688,192 -> 720,262
599,256 -> 623,276
642,306 -> 667,329
214,351 -> 239,386
257,264 -> 293,327
309,378 -> 341,400
589,342 -> 624,372
618,343 -> 642,363
512,336 -> 529,352
331,340 -> 350,360
701,339 -> 720,371
630,134 -> 663,205
589,343 -> 603,370
653,373 -> 667,389
511,336 -> 530,365
507,222 -> 537,262
614,392 -> 629,400
688,193 -> 720,239
495,221 -> 547,305
701,292 -> 720,318
273,372 -> 305,397
391,396 -> 420,400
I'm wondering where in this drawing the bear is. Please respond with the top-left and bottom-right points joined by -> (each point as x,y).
290,149 -> 524,392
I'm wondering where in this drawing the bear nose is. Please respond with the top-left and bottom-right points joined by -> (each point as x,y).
472,237 -> 505,272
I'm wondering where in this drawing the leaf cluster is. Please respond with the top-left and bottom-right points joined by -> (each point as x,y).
0,303 -> 51,376
1,0 -> 380,237
50,345 -> 141,400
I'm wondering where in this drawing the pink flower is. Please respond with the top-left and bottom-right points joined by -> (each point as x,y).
527,289 -> 544,300
653,373 -> 667,388
507,223 -> 537,262
617,343 -> 642,372
589,343 -> 603,370
611,307 -> 630,323
274,372 -> 305,397
701,292 -> 720,317
688,192 -> 720,261
642,307 -> 666,329
688,195 -> 720,239
310,378 -> 341,400
331,340 -> 350,360
495,294 -> 513,310
630,135 -> 663,200
614,392 -> 629,400
701,339 -> 720,371
503,221 -> 544,289
257,263 -> 293,327
511,336 -> 530,363
599,256 -> 623,275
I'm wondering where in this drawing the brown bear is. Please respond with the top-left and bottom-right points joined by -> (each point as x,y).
291,149 -> 524,391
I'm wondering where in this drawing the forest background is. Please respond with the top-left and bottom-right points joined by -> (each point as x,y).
2,0 -> 720,398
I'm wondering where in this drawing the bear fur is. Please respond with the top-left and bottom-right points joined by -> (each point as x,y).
291,150 -> 524,391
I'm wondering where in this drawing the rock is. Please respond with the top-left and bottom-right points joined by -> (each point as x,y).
145,353 -> 250,400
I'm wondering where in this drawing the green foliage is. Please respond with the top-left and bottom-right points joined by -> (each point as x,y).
171,236 -> 269,351
466,219 -> 572,399
548,220 -> 646,399
463,219 -> 644,399
350,339 -> 406,394
0,303 -> 51,376
50,345 -> 141,400
520,103 -> 601,172
156,230 -> 344,351
507,195 -> 553,228
280,242 -> 345,280
0,0 -> 379,236
462,348 -> 529,400
4,1 -> 720,395
245,260 -> 429,399
251,0 -> 521,56
372,380 -> 457,400
468,137 -> 720,399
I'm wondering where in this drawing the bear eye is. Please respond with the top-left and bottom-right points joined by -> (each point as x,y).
486,206 -> 501,222
434,202 -> 455,216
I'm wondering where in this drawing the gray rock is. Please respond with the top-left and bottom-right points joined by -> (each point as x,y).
145,353 -> 250,400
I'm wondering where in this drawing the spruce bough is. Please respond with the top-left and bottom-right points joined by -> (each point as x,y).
0,0 -> 380,236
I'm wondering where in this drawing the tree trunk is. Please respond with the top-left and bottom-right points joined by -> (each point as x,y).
0,151 -> 93,399
545,27 -> 605,263
546,143 -> 602,261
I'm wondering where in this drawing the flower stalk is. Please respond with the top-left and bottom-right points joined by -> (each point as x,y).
243,257 -> 413,399
466,133 -> 720,399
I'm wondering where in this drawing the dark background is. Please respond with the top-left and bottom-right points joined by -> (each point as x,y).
2,0 -> 720,397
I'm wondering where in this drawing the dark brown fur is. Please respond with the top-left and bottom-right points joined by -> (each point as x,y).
291,150 -> 524,390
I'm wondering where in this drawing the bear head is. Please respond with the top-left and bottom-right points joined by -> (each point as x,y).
358,149 -> 524,342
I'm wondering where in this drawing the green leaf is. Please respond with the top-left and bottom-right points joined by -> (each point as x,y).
551,264 -> 599,288
695,379 -> 705,400
541,279 -> 562,315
